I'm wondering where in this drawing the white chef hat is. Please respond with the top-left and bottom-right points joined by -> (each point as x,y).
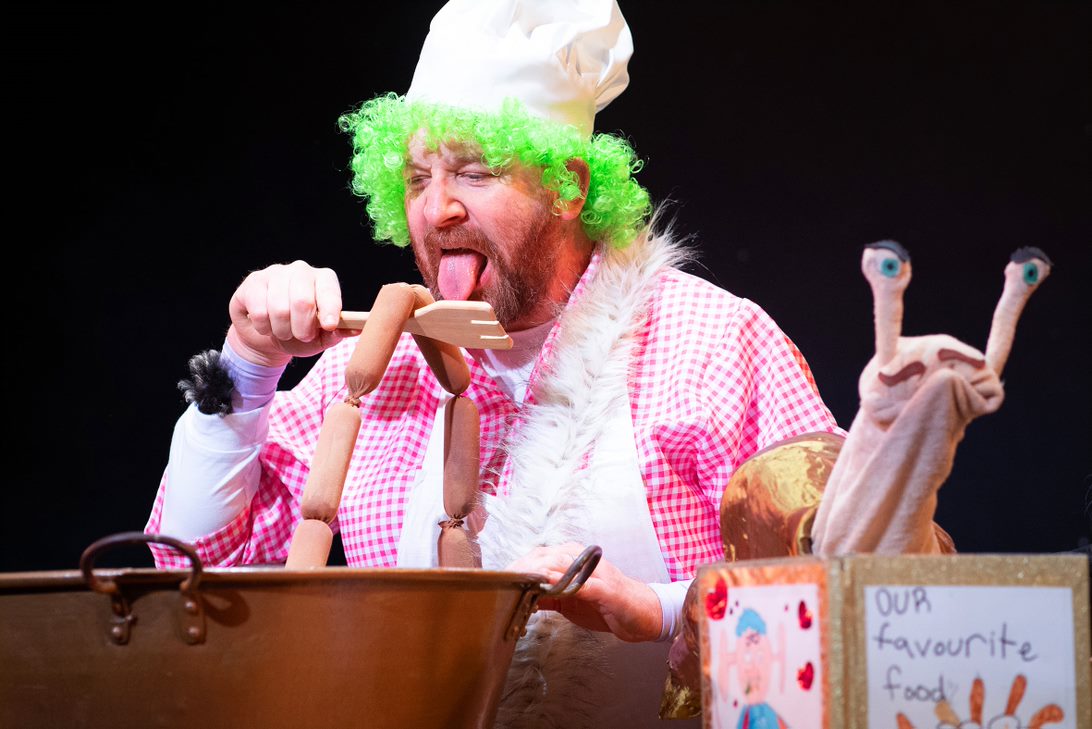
406,0 -> 633,137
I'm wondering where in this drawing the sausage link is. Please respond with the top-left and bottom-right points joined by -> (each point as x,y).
408,284 -> 433,306
300,400 -> 361,522
408,285 -> 471,395
442,396 -> 480,518
438,522 -> 481,568
285,518 -> 334,569
413,335 -> 471,396
345,283 -> 416,399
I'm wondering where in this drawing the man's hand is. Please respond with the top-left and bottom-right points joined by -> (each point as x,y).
508,543 -> 662,643
227,261 -> 355,368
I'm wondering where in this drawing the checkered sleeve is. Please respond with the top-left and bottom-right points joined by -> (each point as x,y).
638,271 -> 842,580
146,346 -> 348,569
695,299 -> 840,507
146,485 -> 255,568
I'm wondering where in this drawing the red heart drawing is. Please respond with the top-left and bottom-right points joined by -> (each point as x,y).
705,576 -> 727,620
797,661 -> 815,690
798,599 -> 813,630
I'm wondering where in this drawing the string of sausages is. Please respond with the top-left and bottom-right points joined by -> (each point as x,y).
285,283 -> 482,569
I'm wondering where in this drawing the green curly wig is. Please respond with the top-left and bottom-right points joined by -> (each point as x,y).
337,94 -> 651,249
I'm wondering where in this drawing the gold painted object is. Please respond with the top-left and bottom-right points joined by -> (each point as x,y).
720,432 -> 844,562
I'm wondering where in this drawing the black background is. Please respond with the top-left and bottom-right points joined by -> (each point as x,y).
7,2 -> 1089,571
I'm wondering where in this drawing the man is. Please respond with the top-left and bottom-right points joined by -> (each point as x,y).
148,1 -> 838,725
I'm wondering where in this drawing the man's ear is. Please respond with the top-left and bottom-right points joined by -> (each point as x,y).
557,158 -> 591,221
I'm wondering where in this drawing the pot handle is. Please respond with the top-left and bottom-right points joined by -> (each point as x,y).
79,532 -> 206,646
540,544 -> 602,599
81,531 -> 204,594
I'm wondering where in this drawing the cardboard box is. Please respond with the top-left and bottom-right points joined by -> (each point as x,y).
698,555 -> 1090,729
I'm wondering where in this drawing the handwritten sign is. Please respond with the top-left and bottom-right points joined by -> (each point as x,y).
863,585 -> 1077,728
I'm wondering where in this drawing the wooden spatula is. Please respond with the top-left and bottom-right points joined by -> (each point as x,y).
339,300 -> 512,350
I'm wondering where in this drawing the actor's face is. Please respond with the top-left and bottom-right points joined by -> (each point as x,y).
403,136 -> 569,331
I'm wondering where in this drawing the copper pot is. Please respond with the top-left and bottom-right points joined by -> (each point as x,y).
0,533 -> 600,729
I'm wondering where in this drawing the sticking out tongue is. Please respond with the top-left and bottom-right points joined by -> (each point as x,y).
437,250 -> 486,301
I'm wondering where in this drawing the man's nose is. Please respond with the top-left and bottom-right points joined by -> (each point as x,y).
423,177 -> 467,228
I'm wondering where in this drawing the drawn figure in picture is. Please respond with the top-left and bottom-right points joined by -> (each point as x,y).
894,674 -> 1064,729
718,608 -> 789,729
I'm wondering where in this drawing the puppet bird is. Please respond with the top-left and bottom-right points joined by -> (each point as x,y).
811,242 -> 1051,555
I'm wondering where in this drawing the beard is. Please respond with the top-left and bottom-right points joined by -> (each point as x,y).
411,211 -> 562,328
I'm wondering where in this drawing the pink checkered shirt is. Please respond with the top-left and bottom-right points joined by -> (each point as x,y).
147,252 -> 839,580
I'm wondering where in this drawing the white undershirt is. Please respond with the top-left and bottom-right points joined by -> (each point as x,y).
470,317 -> 554,404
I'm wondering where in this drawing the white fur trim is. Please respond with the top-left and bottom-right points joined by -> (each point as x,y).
482,223 -> 689,728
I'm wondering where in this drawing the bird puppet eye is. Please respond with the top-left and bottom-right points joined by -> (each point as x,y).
880,257 -> 901,278
1022,262 -> 1039,285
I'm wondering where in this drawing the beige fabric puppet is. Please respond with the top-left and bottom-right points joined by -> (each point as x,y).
811,242 -> 1051,555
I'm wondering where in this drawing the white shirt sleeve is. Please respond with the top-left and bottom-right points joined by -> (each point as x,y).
157,343 -> 286,540
648,578 -> 694,642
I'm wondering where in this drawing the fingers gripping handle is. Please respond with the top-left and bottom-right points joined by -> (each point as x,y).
541,545 -> 603,599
